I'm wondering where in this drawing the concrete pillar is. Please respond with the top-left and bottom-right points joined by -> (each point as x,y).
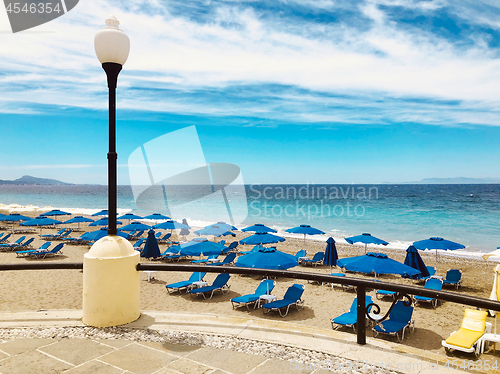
83,235 -> 140,327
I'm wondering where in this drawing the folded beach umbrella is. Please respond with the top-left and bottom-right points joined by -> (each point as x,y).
82,228 -> 129,242
404,245 -> 430,279
345,233 -> 389,254
21,217 -> 62,234
120,221 -> 152,232
413,237 -> 465,263
43,209 -> 71,217
241,224 -> 277,233
337,252 -> 420,277
92,210 -> 109,216
90,217 -> 122,227
142,230 -> 161,259
239,232 -> 285,246
324,237 -> 338,269
63,216 -> 94,229
179,219 -> 190,237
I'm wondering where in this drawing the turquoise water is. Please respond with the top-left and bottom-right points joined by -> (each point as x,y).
0,184 -> 499,252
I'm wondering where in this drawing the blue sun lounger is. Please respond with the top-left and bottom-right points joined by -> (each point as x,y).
16,242 -> 51,257
331,295 -> 374,332
165,272 -> 207,294
0,236 -> 26,249
262,284 -> 305,317
212,253 -> 237,266
0,233 -> 11,243
372,300 -> 414,342
231,279 -> 276,310
414,277 -> 443,308
188,273 -> 231,299
300,252 -> 325,266
443,269 -> 462,289
28,243 -> 64,258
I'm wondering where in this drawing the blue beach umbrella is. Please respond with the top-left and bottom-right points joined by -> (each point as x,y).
120,222 -> 152,232
153,220 -> 190,231
194,226 -> 234,238
21,217 -> 62,234
337,252 -> 421,277
413,237 -> 465,263
92,210 -> 109,216
235,246 -> 299,293
404,245 -> 430,279
144,213 -> 171,221
118,213 -> 143,222
345,233 -> 389,254
324,237 -> 338,268
43,209 -> 71,217
177,238 -> 226,257
239,232 -> 285,246
82,228 -> 129,242
242,224 -> 277,233
235,247 -> 298,270
1,213 -> 32,222
90,218 -> 122,227
142,230 -> 161,259
205,222 -> 238,231
63,216 -> 94,229
285,224 -> 325,250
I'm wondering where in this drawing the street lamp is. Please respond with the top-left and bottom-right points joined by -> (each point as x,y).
83,16 -> 138,328
94,15 -> 130,235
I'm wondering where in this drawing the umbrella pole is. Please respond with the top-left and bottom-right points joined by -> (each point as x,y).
365,243 -> 367,254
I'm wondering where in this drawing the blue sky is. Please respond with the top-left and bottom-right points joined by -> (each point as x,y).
1,0 -> 500,184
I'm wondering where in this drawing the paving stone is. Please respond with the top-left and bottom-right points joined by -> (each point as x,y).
167,357 -> 214,374
250,358 -> 314,374
0,350 -> 9,360
39,339 -> 114,365
99,342 -> 177,374
186,347 -> 267,374
138,341 -> 201,357
0,349 -> 72,374
153,368 -> 183,374
64,360 -> 123,374
0,338 -> 57,356
95,339 -> 132,348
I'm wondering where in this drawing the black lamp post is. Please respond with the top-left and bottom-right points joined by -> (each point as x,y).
94,16 -> 130,236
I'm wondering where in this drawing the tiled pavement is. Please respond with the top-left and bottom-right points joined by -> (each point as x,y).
0,310 -> 472,374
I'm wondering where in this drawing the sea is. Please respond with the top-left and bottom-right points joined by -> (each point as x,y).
0,184 -> 499,255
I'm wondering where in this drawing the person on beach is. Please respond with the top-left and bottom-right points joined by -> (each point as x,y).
180,218 -> 190,242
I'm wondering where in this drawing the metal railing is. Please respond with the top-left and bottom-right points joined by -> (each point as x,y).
2,262 -> 500,345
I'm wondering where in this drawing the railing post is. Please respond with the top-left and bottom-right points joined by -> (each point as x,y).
356,285 -> 366,345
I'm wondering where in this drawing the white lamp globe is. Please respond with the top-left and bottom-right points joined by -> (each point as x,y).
94,16 -> 130,65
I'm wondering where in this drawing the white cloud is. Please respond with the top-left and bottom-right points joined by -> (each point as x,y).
1,0 -> 500,126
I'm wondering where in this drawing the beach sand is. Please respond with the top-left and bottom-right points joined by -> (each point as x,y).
0,213 -> 499,363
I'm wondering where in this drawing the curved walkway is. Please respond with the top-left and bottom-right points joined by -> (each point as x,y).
0,310 -> 471,374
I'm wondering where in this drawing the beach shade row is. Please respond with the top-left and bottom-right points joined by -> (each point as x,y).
239,232 -> 285,246
413,237 -> 465,263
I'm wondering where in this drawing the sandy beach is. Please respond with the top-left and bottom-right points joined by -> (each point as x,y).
0,209 -> 499,364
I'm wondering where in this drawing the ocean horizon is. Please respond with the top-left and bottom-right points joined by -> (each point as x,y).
1,183 -> 499,254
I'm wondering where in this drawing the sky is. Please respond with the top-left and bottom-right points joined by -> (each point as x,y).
1,0 -> 500,184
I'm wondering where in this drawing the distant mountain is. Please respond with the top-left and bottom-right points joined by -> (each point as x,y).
0,175 -> 72,185
416,177 -> 500,184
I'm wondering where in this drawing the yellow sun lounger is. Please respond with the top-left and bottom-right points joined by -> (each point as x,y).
442,309 -> 491,357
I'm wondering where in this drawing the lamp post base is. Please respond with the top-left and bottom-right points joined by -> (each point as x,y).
83,235 -> 140,327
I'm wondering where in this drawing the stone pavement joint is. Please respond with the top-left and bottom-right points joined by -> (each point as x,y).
0,310 -> 477,374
